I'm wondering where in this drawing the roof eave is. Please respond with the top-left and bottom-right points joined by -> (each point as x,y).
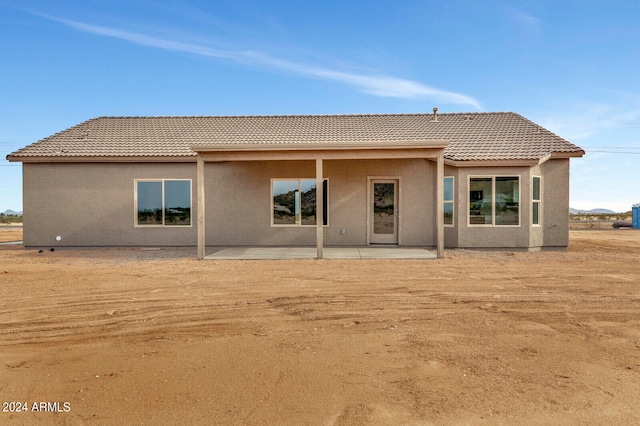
6,155 -> 197,163
445,149 -> 585,168
550,150 -> 585,159
190,140 -> 449,152
444,158 -> 541,168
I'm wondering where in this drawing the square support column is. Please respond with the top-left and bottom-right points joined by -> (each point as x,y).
316,158 -> 324,259
197,155 -> 206,260
436,151 -> 444,258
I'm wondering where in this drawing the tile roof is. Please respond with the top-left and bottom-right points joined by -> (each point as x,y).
6,112 -> 584,162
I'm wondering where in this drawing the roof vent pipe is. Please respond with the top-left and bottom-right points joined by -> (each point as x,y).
432,107 -> 438,122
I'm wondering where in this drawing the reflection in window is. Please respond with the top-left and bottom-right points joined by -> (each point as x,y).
373,182 -> 395,234
444,177 -> 454,226
272,179 -> 328,226
469,176 -> 519,226
273,180 -> 298,225
164,180 -> 191,226
137,181 -> 163,225
300,179 -> 318,225
469,178 -> 493,225
532,176 -> 541,226
136,180 -> 191,226
495,177 -> 519,225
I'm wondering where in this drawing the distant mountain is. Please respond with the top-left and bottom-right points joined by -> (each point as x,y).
2,210 -> 22,216
570,208 -> 617,214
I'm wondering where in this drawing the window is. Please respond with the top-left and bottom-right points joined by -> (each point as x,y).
469,176 -> 519,226
272,179 -> 328,226
136,180 -> 191,226
444,176 -> 454,226
532,176 -> 541,226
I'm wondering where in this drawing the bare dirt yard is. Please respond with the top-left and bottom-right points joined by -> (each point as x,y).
0,226 -> 22,244
1,230 -> 639,425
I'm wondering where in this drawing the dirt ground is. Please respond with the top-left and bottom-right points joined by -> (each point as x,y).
0,226 -> 22,243
1,229 -> 639,425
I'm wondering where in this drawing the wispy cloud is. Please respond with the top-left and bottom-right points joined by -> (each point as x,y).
504,6 -> 542,36
537,101 -> 640,141
45,15 -> 481,109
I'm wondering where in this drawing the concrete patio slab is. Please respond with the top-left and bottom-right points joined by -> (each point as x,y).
204,247 -> 437,260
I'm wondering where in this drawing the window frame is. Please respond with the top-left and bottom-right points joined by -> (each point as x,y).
134,179 -> 192,227
271,178 -> 329,227
468,175 -> 521,227
444,176 -> 455,227
532,175 -> 542,227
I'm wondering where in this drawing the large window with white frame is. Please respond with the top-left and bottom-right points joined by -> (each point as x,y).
444,176 -> 454,226
469,176 -> 520,226
135,179 -> 191,226
532,176 -> 542,226
272,179 -> 328,226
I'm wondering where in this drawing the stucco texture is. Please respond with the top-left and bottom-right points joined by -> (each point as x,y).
203,159 -> 437,247
23,163 -> 197,248
22,158 -> 571,250
22,159 -> 439,248
443,159 -> 571,250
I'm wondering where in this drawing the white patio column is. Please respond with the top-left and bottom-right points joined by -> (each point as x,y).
197,155 -> 206,260
316,158 -> 324,259
436,150 -> 444,258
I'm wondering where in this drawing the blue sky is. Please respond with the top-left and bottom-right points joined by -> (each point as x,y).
1,0 -> 639,213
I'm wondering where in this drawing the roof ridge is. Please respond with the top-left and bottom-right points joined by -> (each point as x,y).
89,112 -> 520,120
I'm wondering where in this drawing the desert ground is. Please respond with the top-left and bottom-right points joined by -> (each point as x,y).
0,226 -> 22,244
1,228 -> 639,425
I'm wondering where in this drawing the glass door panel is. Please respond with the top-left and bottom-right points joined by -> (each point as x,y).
370,180 -> 398,244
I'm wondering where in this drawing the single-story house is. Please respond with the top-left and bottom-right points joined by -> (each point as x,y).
6,110 -> 584,259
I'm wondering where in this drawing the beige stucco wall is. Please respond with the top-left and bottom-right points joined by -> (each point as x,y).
540,159 -> 571,248
22,162 -> 198,248
21,158 -> 573,250
445,167 -> 530,249
204,158 -> 437,246
22,159 -> 439,248
444,160 -> 572,250
450,166 -> 532,249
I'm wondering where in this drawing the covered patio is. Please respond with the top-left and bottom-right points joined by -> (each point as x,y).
203,246 -> 438,260
192,140 -> 448,260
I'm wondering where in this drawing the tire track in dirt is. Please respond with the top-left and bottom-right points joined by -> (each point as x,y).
1,234 -> 640,425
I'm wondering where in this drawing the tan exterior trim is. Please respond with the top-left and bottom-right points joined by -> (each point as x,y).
197,156 -> 205,260
196,148 -> 444,163
316,158 -> 324,259
445,151 -> 583,168
550,151 -> 585,159
436,151 -> 444,258
191,140 -> 449,152
537,154 -> 553,165
446,159 -> 541,168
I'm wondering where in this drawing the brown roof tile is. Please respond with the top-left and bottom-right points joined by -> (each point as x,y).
6,112 -> 584,162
